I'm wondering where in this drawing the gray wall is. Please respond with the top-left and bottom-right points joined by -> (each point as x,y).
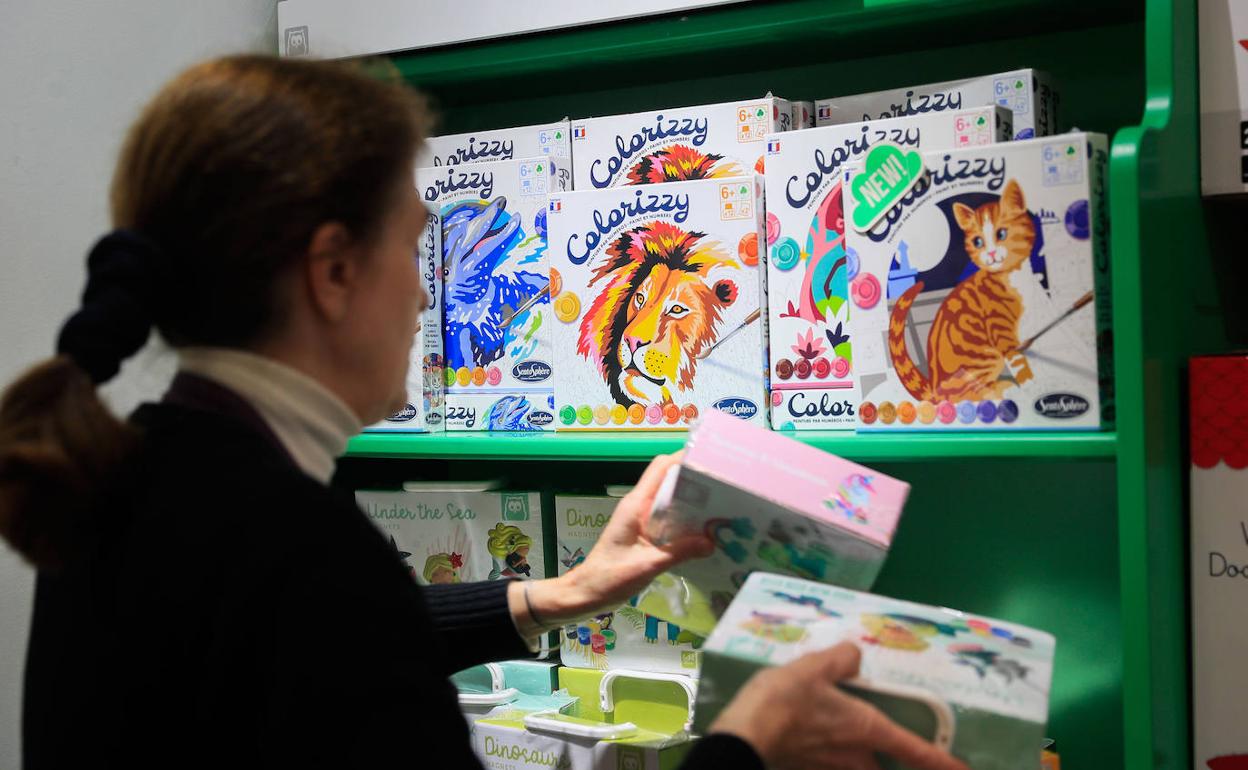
0,3 -> 278,764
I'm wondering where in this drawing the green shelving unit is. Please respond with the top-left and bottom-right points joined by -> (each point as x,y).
337,1 -> 1229,767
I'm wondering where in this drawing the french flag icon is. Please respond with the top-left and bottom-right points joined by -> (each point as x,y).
572,126 -> 587,139
767,140 -> 781,154
549,200 -> 562,213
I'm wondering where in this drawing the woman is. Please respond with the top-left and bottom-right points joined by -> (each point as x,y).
0,56 -> 965,770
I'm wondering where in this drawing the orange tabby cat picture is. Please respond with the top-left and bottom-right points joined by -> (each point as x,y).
888,179 -> 1037,402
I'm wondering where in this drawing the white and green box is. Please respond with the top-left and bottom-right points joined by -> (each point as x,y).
454,661 -> 577,726
418,120 -> 573,190
556,494 -> 703,675
355,484 -> 550,584
697,573 -> 1054,770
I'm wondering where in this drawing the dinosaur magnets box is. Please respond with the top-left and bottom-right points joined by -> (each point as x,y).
570,96 -> 794,190
695,573 -> 1055,770
354,485 -> 550,585
816,69 -> 1057,140
417,120 -> 572,188
422,156 -> 567,431
764,106 -> 1012,430
843,133 -> 1111,431
365,170 -> 446,433
640,409 -> 908,636
556,494 -> 704,675
545,178 -> 768,430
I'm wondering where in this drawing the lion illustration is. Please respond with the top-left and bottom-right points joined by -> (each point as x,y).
624,144 -> 744,186
577,221 -> 741,406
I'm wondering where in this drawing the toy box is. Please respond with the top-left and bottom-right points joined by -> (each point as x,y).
472,668 -> 695,770
1199,0 -> 1248,195
816,69 -> 1057,140
545,178 -> 768,430
570,96 -> 794,190
556,493 -> 704,675
365,172 -> 445,433
641,409 -> 908,636
454,661 -> 577,725
1190,355 -> 1248,768
422,156 -> 567,431
695,573 -> 1055,770
354,485 -> 551,585
764,106 -> 1012,430
843,133 -> 1111,431
791,100 -> 815,129
418,120 -> 573,188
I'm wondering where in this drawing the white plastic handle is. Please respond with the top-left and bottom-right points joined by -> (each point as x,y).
598,670 -> 698,733
483,662 -> 505,693
523,712 -> 639,741
458,687 -> 520,707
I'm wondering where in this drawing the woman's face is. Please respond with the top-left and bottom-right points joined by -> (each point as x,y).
345,179 -> 429,423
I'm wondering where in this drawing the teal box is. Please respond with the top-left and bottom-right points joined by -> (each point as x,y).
696,573 -> 1055,770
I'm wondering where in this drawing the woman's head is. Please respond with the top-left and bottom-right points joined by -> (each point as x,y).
1,55 -> 432,567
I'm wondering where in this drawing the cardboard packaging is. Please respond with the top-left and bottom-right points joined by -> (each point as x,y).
545,177 -> 768,430
364,168 -> 446,433
570,96 -> 795,190
1198,0 -> 1248,195
816,69 -> 1057,141
472,668 -> 696,770
417,120 -> 573,189
1190,355 -> 1248,768
696,573 -> 1055,770
764,106 -> 1012,430
420,156 -> 567,431
354,484 -> 551,585
791,100 -> 815,129
556,493 -> 704,675
844,133 -> 1112,431
641,410 -> 908,636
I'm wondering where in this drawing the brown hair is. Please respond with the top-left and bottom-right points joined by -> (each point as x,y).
0,55 -> 429,569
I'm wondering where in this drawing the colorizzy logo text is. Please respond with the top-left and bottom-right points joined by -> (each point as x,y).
786,125 -> 921,209
589,114 -> 709,188
423,167 -> 494,202
865,154 -> 1007,243
434,137 -> 514,166
861,90 -> 964,121
566,189 -> 691,265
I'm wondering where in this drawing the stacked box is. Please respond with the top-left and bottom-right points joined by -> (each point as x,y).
555,494 -> 703,675
354,485 -> 550,585
418,120 -> 573,190
696,573 -> 1055,770
764,106 -> 1012,430
472,668 -> 695,770
570,96 -> 795,190
641,410 -> 908,637
545,178 -> 768,430
844,133 -> 1111,431
453,661 -> 577,726
364,169 -> 446,433
791,100 -> 815,129
422,157 -> 566,431
816,69 -> 1057,140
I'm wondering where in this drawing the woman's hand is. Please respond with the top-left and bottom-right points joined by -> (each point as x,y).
710,642 -> 969,770
516,453 -> 713,631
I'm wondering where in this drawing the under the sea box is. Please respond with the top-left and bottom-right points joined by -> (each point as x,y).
417,120 -> 573,188
355,484 -> 551,585
1190,355 -> 1248,769
695,573 -> 1054,770
570,95 -> 795,190
556,493 -> 703,675
842,133 -> 1111,431
544,177 -> 768,430
641,409 -> 908,637
364,167 -> 446,434
421,156 -> 567,431
471,668 -> 695,770
816,69 -> 1057,141
764,106 -> 1012,431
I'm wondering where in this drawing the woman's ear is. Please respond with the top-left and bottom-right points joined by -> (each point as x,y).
303,221 -> 359,323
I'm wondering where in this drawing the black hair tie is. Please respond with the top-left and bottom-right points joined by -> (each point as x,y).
56,230 -> 163,385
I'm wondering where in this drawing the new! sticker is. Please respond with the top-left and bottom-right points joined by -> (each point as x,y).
849,143 -> 925,233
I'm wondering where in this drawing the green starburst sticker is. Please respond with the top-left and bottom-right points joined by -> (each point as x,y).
849,143 -> 926,233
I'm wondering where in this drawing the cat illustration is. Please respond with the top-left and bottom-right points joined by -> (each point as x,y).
888,179 -> 1036,402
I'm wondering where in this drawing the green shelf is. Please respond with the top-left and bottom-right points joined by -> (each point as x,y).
347,430 -> 1117,463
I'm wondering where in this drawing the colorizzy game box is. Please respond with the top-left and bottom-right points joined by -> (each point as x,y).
545,177 -> 768,430
417,120 -> 572,190
844,133 -> 1111,431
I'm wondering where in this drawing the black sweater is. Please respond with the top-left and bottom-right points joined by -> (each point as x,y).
22,377 -> 760,769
